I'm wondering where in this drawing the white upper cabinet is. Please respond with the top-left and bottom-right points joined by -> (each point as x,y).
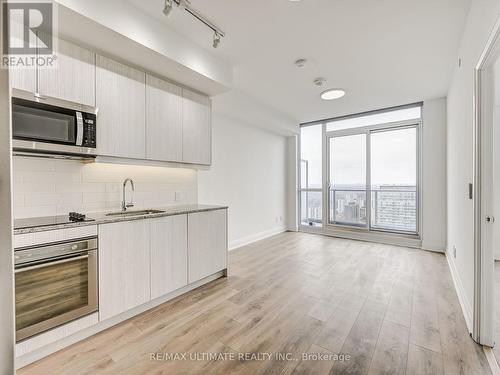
8,34 -> 36,92
150,215 -> 188,299
38,38 -> 95,106
96,55 -> 146,159
188,209 -> 227,283
182,88 -> 211,165
9,65 -> 36,93
146,75 -> 183,162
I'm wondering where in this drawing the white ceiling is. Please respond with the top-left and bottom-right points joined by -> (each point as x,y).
129,0 -> 471,124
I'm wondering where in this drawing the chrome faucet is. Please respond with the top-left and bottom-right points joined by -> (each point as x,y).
122,178 -> 135,211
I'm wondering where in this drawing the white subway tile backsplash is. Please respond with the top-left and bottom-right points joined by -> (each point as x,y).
56,182 -> 107,193
15,182 -> 56,193
13,157 -> 198,219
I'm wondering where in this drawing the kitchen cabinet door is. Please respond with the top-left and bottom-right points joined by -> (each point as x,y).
98,220 -> 150,321
146,75 -> 183,162
8,34 -> 36,93
182,88 -> 211,165
38,38 -> 95,106
188,209 -> 227,283
96,55 -> 146,159
150,215 -> 188,299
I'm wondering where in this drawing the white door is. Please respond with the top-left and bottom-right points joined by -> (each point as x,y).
146,75 -> 183,162
150,215 -> 188,299
96,55 -> 146,159
472,17 -> 500,347
98,220 -> 151,321
188,210 -> 227,283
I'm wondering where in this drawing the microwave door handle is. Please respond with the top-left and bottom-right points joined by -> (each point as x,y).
14,254 -> 89,273
76,111 -> 84,146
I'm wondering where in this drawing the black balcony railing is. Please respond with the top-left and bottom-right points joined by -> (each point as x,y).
302,188 -> 417,231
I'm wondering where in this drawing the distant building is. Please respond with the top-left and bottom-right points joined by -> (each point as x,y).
344,202 -> 359,223
372,185 -> 416,231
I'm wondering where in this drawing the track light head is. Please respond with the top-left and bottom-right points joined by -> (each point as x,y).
163,0 -> 173,17
213,32 -> 221,48
178,0 -> 189,11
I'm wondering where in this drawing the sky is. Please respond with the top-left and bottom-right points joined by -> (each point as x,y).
301,117 -> 417,189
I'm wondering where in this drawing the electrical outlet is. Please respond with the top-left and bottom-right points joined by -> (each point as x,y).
453,245 -> 457,258
279,216 -> 283,223
175,192 -> 183,202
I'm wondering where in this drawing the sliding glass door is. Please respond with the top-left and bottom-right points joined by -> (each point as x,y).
328,133 -> 367,227
370,127 -> 417,232
298,103 -> 421,237
326,125 -> 418,234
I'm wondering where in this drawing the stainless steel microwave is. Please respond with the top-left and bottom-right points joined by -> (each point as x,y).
11,89 -> 98,159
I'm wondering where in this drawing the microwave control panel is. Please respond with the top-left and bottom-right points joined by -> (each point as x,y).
82,113 -> 97,148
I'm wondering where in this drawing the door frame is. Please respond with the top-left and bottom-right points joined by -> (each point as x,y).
473,15 -> 500,347
326,130 -> 369,229
324,120 -> 421,235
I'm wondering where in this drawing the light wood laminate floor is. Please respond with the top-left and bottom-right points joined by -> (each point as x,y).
19,232 -> 491,375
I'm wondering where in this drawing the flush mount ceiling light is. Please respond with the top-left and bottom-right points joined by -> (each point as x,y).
320,89 -> 346,100
162,0 -> 225,49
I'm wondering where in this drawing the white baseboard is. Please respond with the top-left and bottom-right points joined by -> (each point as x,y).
484,346 -> 500,375
421,241 -> 446,253
229,226 -> 287,251
446,250 -> 473,333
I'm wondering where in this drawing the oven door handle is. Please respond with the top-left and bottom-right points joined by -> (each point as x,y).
15,253 -> 89,273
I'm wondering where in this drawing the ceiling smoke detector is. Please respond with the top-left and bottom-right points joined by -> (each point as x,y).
294,59 -> 307,68
313,77 -> 327,87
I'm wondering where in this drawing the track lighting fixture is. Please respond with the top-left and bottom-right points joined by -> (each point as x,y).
163,0 -> 173,17
178,0 -> 188,11
213,32 -> 221,48
162,0 -> 225,49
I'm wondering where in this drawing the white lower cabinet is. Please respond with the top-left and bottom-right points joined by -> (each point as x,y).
150,215 -> 188,299
98,220 -> 151,321
98,210 -> 226,321
188,209 -> 228,283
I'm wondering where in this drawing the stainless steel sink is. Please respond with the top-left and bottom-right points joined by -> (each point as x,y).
105,209 -> 165,217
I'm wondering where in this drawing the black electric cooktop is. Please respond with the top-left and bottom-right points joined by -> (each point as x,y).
14,213 -> 95,230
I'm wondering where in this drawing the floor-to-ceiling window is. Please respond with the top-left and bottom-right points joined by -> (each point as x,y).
299,123 -> 323,226
298,104 -> 421,236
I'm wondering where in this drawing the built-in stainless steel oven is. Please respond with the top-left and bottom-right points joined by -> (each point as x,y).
14,237 -> 98,342
11,88 -> 97,159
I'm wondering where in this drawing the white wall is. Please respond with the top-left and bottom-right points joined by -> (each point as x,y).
13,157 -> 197,219
447,0 -> 500,331
198,113 -> 288,250
421,98 -> 448,252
